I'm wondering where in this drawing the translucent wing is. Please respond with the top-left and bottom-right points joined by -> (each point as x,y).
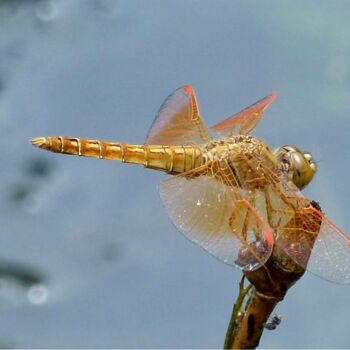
145,86 -> 212,145
251,154 -> 350,284
159,161 -> 274,271
210,93 -> 277,137
306,217 -> 350,284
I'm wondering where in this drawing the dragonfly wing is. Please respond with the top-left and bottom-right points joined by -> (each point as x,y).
302,214 -> 350,284
210,93 -> 277,137
145,86 -> 212,145
255,155 -> 350,284
159,161 -> 274,271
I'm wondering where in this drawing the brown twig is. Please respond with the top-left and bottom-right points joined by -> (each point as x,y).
224,201 -> 322,349
224,276 -> 252,349
228,288 -> 281,349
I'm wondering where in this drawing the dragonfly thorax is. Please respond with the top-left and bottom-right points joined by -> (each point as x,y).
202,135 -> 277,190
203,135 -> 266,159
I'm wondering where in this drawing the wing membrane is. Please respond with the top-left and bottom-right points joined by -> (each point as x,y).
159,161 -> 274,271
145,86 -> 212,145
210,93 -> 277,137
250,153 -> 350,284
306,217 -> 350,284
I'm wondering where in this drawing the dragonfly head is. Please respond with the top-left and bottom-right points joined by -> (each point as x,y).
274,145 -> 317,190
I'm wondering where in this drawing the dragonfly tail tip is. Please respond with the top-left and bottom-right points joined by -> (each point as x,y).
30,137 -> 47,149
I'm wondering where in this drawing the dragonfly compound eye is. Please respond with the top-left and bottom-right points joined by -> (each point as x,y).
289,150 -> 317,189
274,145 -> 317,190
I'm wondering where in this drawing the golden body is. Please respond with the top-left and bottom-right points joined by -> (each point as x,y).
32,134 -> 272,171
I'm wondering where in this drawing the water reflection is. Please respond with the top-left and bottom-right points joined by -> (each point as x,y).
27,284 -> 48,304
0,0 -> 41,15
0,78 -> 4,95
99,241 -> 122,263
92,0 -> 117,16
7,183 -> 33,204
6,157 -> 55,212
0,340 -> 15,349
0,260 -> 48,306
35,0 -> 57,22
24,157 -> 54,179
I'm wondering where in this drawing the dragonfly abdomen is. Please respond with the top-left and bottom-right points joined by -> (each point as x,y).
31,136 -> 127,160
31,136 -> 204,174
144,145 -> 203,173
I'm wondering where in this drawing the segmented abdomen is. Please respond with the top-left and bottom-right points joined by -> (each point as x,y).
31,136 -> 204,174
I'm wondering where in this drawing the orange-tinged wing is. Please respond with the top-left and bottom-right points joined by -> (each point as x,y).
159,160 -> 274,271
145,86 -> 212,145
249,153 -> 350,284
210,93 -> 277,137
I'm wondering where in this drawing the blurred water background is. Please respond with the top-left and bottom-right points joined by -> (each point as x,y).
0,0 -> 349,348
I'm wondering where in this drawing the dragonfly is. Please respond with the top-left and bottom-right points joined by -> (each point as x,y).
31,85 -> 350,284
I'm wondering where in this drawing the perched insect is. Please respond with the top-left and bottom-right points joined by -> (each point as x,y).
31,86 -> 350,283
263,314 -> 282,330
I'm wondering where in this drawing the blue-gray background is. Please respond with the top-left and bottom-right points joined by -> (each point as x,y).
1,0 -> 349,348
